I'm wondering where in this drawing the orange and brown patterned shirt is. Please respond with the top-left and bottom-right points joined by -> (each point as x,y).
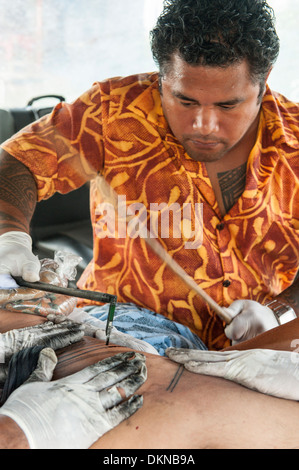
2,73 -> 299,349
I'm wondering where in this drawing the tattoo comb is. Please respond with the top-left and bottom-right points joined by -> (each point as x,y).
12,276 -> 117,345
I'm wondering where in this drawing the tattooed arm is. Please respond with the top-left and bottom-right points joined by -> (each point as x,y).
0,151 -> 40,280
0,150 -> 37,234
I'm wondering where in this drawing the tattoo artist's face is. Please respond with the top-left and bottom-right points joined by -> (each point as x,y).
160,54 -> 264,163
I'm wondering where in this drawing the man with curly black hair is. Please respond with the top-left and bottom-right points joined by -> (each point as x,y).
151,0 -> 280,98
150,0 -> 279,164
0,0 -> 298,351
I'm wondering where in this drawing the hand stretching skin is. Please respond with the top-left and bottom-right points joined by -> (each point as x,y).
0,350 -> 147,449
0,320 -> 84,382
166,347 -> 299,401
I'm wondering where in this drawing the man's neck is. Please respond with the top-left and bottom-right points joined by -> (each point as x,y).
206,161 -> 247,216
205,113 -> 260,216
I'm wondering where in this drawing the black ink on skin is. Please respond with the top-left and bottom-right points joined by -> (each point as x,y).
166,364 -> 184,392
218,162 -> 247,213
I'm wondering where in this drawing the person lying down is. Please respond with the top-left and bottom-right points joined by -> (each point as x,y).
0,254 -> 205,356
1,257 -> 299,449
1,310 -> 299,449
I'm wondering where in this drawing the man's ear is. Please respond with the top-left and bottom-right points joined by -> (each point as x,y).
265,67 -> 273,83
158,74 -> 163,94
259,67 -> 273,103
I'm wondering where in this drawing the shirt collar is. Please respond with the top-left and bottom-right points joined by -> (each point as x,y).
126,73 -> 169,130
262,85 -> 299,149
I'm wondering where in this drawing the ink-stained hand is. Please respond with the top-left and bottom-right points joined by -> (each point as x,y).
0,351 -> 146,449
0,320 -> 84,382
94,326 -> 159,354
166,347 -> 299,401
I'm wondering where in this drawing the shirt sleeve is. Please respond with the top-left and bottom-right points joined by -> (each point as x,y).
1,84 -> 104,201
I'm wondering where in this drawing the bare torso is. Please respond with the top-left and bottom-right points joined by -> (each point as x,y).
2,309 -> 299,449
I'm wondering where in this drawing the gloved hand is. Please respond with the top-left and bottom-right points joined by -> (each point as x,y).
89,326 -> 158,355
70,309 -> 159,355
0,320 -> 84,382
0,231 -> 40,282
0,350 -> 147,449
224,299 -> 278,343
166,347 -> 299,401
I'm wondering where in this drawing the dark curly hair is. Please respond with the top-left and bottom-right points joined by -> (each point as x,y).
150,0 -> 280,88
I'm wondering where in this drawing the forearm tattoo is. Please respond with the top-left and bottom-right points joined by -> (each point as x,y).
0,153 -> 37,232
218,162 -> 247,213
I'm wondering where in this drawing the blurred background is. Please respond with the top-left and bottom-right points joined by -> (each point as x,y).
0,0 -> 297,108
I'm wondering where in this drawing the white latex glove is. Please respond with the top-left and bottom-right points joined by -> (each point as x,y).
69,308 -> 159,355
166,347 -> 299,401
0,320 -> 84,382
25,346 -> 58,383
224,299 -> 278,344
95,327 -> 159,355
0,350 -> 146,449
0,231 -> 40,282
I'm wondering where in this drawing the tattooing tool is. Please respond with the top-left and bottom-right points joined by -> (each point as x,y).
12,276 -> 117,345
99,177 -> 233,325
142,235 -> 233,324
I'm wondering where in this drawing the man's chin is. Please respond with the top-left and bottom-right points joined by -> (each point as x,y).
184,147 -> 227,163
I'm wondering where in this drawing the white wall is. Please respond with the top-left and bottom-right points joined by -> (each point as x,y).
0,0 -> 297,108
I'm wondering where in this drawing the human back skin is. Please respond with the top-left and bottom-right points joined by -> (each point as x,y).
1,309 -> 299,449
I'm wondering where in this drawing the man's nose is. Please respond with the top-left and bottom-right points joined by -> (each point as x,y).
193,108 -> 219,135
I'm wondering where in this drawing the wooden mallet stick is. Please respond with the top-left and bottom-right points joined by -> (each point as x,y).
102,178 -> 232,324
143,234 -> 232,324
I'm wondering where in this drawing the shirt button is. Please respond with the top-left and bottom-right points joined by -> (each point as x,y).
223,280 -> 231,287
216,223 -> 225,231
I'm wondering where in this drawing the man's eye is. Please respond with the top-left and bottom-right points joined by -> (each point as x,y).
180,101 -> 194,107
219,104 -> 236,110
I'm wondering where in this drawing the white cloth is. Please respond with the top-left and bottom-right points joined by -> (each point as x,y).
0,273 -> 19,289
